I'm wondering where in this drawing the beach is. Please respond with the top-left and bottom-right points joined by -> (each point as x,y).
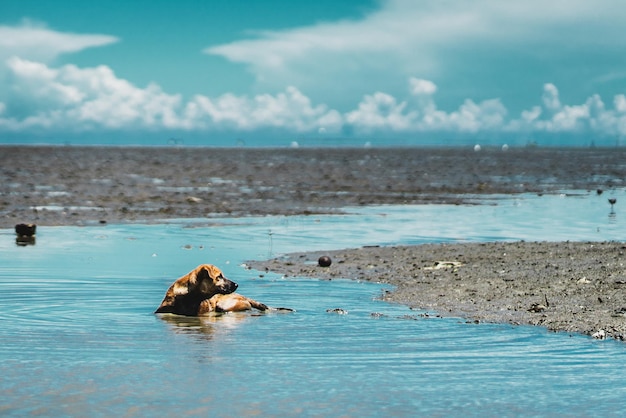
3,145 -> 626,339
247,242 -> 626,340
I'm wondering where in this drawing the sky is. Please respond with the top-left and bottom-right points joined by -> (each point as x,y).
2,0 -> 626,147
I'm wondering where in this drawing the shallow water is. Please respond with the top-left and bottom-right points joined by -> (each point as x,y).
2,191 -> 626,416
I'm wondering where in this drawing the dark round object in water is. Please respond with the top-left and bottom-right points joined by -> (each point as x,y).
326,308 -> 347,314
609,198 -> 617,205
318,255 -> 332,267
15,223 -> 36,237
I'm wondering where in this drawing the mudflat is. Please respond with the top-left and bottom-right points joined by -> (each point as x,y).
2,145 -> 625,227
247,242 -> 626,340
3,145 -> 626,339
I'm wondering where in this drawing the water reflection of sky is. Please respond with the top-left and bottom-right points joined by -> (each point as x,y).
1,191 -> 626,416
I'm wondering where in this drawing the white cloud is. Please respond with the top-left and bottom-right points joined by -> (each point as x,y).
345,92 -> 416,131
343,79 -> 509,134
0,20 -> 118,64
205,0 -> 626,104
512,85 -> 626,137
5,55 -> 626,140
446,99 -> 508,132
0,57 -> 343,133
7,57 -> 85,106
614,95 -> 626,113
541,83 -> 561,112
184,87 -> 342,132
0,20 -> 119,113
5,9 -> 626,143
2,21 -> 626,141
1,57 -> 184,131
409,78 -> 437,96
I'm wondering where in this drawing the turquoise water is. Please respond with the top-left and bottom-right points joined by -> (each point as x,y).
2,191 -> 626,416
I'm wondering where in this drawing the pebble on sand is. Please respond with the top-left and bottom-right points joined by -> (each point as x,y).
318,256 -> 332,267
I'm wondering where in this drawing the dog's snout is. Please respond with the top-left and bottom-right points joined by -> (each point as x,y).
223,278 -> 238,292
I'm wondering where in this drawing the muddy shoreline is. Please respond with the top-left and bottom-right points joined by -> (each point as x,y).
247,241 -> 626,340
3,145 -> 626,339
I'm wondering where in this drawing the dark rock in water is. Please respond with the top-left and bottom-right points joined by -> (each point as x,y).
318,255 -> 332,267
15,223 -> 36,237
326,308 -> 348,315
609,198 -> 617,205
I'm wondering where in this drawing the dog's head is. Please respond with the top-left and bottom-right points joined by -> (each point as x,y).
155,264 -> 238,315
181,264 -> 238,297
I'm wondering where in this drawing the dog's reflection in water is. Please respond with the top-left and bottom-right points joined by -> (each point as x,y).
158,311 -> 258,340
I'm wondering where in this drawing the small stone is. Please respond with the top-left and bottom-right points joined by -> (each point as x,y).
318,255 -> 332,267
592,329 -> 606,340
528,303 -> 547,313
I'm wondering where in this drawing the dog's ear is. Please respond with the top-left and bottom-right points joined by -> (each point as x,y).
196,266 -> 214,294
202,264 -> 223,280
184,265 -> 210,291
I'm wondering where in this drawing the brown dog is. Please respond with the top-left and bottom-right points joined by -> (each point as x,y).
155,264 -> 239,316
155,264 -> 283,316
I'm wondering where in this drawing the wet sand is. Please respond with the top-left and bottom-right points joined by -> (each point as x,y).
3,145 -> 626,339
247,242 -> 626,340
2,145 -> 625,227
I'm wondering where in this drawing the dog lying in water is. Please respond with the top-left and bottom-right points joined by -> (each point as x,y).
155,264 -> 291,316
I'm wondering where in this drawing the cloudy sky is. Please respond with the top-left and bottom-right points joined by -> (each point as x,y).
2,0 -> 626,146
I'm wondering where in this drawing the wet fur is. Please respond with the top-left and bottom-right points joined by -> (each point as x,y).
198,293 -> 269,314
155,264 -> 291,316
155,264 -> 238,316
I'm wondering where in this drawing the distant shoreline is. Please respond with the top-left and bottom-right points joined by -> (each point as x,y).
1,142 -> 623,149
2,145 -> 625,228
